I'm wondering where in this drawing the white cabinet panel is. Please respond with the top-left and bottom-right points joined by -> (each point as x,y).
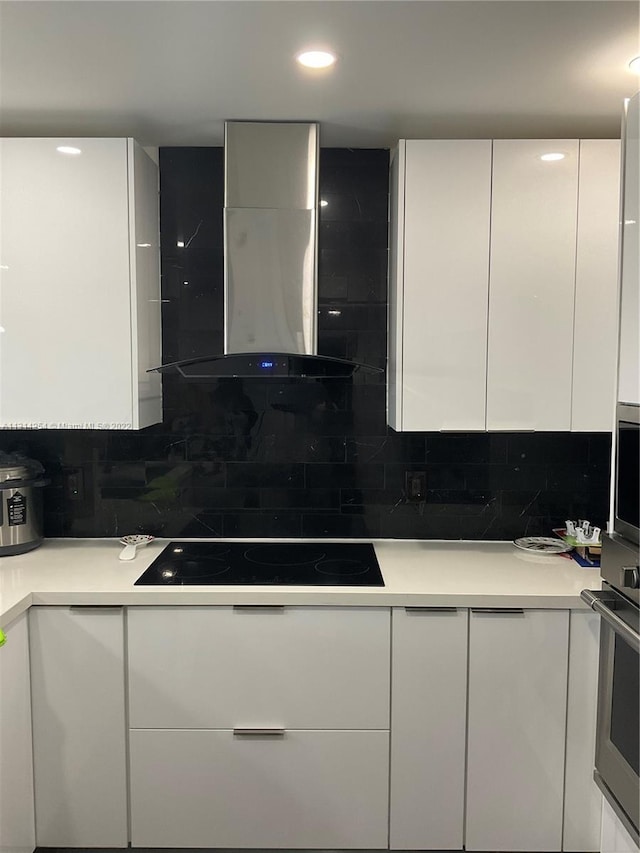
389,607 -> 467,850
466,608 -> 569,851
389,140 -> 491,431
573,140 -> 621,430
129,729 -> 389,849
29,607 -> 127,847
128,606 -> 390,729
0,137 -> 161,429
487,140 -> 579,430
564,610 -> 602,852
601,797 -> 640,853
619,92 -> 640,405
0,613 -> 35,853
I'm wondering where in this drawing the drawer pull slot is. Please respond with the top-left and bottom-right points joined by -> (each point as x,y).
405,606 -> 458,613
471,608 -> 525,615
233,728 -> 286,737
233,605 -> 286,612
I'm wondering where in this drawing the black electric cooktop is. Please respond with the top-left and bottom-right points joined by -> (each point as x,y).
134,542 -> 384,587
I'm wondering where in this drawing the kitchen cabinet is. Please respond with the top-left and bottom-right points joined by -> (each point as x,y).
389,606 -> 467,850
0,138 -> 161,429
601,797 -> 640,853
130,729 -> 389,848
465,608 -> 569,851
388,138 -> 620,432
388,140 -> 491,431
618,92 -> 639,406
572,140 -> 621,430
0,613 -> 35,853
29,606 -> 128,847
127,606 -> 390,848
563,610 -> 602,852
487,139 -> 579,430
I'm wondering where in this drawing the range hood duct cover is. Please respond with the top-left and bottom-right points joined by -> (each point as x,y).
151,121 -> 382,379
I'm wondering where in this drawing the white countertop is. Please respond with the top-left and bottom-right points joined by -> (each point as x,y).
0,538 -> 601,626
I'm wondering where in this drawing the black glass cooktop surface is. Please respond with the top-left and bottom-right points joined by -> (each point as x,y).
134,542 -> 384,586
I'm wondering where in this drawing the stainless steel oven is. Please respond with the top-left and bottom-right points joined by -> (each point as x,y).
582,534 -> 640,845
614,402 -> 639,547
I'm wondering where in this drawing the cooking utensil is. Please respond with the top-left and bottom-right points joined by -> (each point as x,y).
119,534 -> 154,561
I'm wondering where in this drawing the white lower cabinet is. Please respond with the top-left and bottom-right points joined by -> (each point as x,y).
466,608 -> 570,851
130,728 -> 389,849
0,613 -> 35,853
29,607 -> 128,848
22,601 -> 601,851
389,606 -> 468,850
127,605 -> 391,849
564,610 -> 602,851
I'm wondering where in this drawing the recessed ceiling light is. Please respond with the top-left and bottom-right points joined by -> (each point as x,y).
539,152 -> 566,162
296,50 -> 336,69
320,199 -> 329,207
628,56 -> 640,74
56,145 -> 82,155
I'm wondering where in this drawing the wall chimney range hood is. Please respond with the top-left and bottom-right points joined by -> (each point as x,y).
151,121 -> 382,380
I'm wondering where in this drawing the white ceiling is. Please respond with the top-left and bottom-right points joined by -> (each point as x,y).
1,0 -> 638,147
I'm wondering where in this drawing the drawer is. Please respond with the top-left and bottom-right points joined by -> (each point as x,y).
128,606 -> 390,729
129,728 -> 389,848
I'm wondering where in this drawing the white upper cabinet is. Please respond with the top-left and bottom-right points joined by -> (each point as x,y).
572,140 -> 621,429
0,138 -> 162,429
487,140 -> 579,430
389,138 -> 620,432
388,141 -> 491,431
618,92 -> 640,405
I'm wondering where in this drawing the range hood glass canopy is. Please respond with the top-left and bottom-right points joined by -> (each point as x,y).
150,121 -> 382,380
154,352 -> 380,380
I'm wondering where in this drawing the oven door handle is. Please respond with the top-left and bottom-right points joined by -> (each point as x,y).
581,589 -> 640,653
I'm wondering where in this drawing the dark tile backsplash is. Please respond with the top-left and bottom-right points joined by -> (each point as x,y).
0,148 -> 611,540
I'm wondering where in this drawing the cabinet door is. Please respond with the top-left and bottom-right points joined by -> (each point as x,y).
130,728 -> 389,849
572,140 -> 621,430
389,607 -> 467,850
601,797 -> 640,853
389,140 -> 491,431
487,140 -> 579,430
564,610 -> 601,852
619,92 -> 640,405
466,608 -> 569,851
29,606 -> 127,847
129,140 -> 162,428
0,138 -> 161,429
128,606 -> 390,729
0,613 -> 35,853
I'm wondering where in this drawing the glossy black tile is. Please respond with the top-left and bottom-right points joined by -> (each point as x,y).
346,434 -> 426,464
306,463 -> 385,490
226,463 -> 304,489
507,432 -> 590,464
224,512 -> 302,539
259,489 -> 340,510
302,512 -> 380,539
